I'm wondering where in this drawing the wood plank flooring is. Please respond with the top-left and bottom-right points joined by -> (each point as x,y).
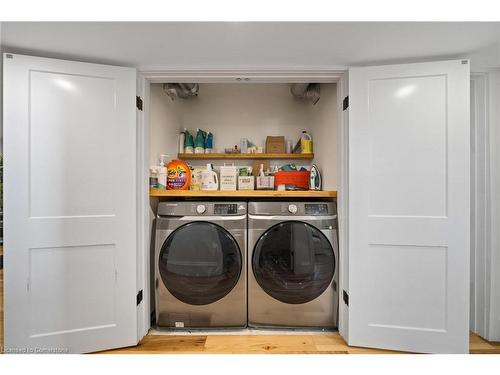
97,331 -> 500,354
0,247 -> 499,354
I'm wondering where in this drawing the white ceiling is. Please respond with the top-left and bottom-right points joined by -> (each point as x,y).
2,22 -> 500,70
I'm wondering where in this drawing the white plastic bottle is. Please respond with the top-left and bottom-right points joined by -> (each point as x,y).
201,163 -> 219,190
157,156 -> 169,189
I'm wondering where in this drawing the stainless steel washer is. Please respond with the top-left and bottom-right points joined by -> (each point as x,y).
248,200 -> 339,328
155,201 -> 247,328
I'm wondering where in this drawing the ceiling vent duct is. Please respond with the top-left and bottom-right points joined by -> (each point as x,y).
163,83 -> 199,100
290,83 -> 321,105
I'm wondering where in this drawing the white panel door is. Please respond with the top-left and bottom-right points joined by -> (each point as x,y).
3,54 -> 138,353
348,60 -> 470,353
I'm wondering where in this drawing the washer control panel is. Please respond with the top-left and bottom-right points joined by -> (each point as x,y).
214,203 -> 238,215
158,201 -> 246,217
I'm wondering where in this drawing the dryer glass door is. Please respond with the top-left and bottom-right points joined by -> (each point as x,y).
159,222 -> 242,305
253,221 -> 335,304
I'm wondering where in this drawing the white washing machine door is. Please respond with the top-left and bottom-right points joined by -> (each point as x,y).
252,221 -> 335,304
159,221 -> 242,305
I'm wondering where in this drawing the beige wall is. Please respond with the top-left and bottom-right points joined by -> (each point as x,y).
149,82 -> 338,189
149,83 -> 180,166
309,83 -> 338,189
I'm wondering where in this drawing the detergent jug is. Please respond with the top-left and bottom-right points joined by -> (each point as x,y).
201,164 -> 219,190
194,128 -> 207,154
300,131 -> 313,154
184,129 -> 194,154
166,159 -> 191,190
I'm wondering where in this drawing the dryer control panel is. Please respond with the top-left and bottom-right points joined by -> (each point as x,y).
305,203 -> 329,215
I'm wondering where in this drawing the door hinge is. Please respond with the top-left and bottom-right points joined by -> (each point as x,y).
343,290 -> 349,306
342,96 -> 349,111
136,96 -> 143,111
136,290 -> 143,306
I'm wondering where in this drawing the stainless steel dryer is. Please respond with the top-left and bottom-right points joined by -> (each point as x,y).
155,201 -> 247,328
248,201 -> 339,328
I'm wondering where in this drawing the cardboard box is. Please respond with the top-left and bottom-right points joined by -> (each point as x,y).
252,160 -> 270,176
265,136 -> 285,154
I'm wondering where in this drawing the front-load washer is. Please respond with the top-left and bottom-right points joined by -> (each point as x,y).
155,201 -> 247,328
248,200 -> 339,328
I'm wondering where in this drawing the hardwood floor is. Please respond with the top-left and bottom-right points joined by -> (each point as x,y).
0,251 -> 499,354
96,331 -> 500,354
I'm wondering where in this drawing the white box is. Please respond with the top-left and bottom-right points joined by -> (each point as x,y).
219,164 -> 238,191
238,176 -> 255,190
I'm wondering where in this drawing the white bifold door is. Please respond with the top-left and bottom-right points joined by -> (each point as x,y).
347,60 -> 470,353
3,54 -> 138,353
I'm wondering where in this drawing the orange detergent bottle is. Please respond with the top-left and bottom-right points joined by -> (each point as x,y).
166,159 -> 191,190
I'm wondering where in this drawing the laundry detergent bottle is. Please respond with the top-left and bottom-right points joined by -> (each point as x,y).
205,132 -> 214,154
300,131 -> 313,153
201,163 -> 219,190
166,159 -> 191,190
194,128 -> 207,154
184,129 -> 194,154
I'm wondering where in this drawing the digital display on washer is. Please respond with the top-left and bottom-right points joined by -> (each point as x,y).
214,204 -> 238,215
305,204 -> 329,215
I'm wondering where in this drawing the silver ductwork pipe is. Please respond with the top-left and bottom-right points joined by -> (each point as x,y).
290,83 -> 321,105
290,83 -> 310,96
163,83 -> 199,100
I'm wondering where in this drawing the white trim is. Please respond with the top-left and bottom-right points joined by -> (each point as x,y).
136,68 -> 347,335
136,73 -> 150,341
487,69 -> 500,341
470,69 -> 500,342
337,72 -> 349,342
138,68 -> 345,83
469,72 -> 491,339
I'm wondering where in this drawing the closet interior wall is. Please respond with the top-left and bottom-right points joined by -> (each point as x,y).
149,82 -> 338,190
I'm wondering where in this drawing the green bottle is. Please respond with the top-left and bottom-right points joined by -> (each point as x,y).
194,128 -> 207,154
184,129 -> 194,154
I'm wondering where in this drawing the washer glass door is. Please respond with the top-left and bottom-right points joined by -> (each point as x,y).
253,221 -> 335,304
159,221 -> 242,305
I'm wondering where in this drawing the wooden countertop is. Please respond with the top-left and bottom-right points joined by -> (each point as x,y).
149,189 -> 337,198
177,153 -> 314,160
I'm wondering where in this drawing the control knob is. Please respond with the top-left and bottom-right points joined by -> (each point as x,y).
196,204 -> 206,214
288,204 -> 298,214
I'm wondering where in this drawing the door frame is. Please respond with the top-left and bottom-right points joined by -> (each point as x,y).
470,69 -> 500,342
135,67 -> 347,338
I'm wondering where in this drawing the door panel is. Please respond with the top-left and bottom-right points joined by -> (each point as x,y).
29,244 -> 116,338
3,54 -> 137,353
348,60 -> 470,353
29,70 -> 116,217
367,75 -> 447,217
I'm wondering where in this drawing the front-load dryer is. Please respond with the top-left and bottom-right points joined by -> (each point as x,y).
155,201 -> 247,328
248,200 -> 339,328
